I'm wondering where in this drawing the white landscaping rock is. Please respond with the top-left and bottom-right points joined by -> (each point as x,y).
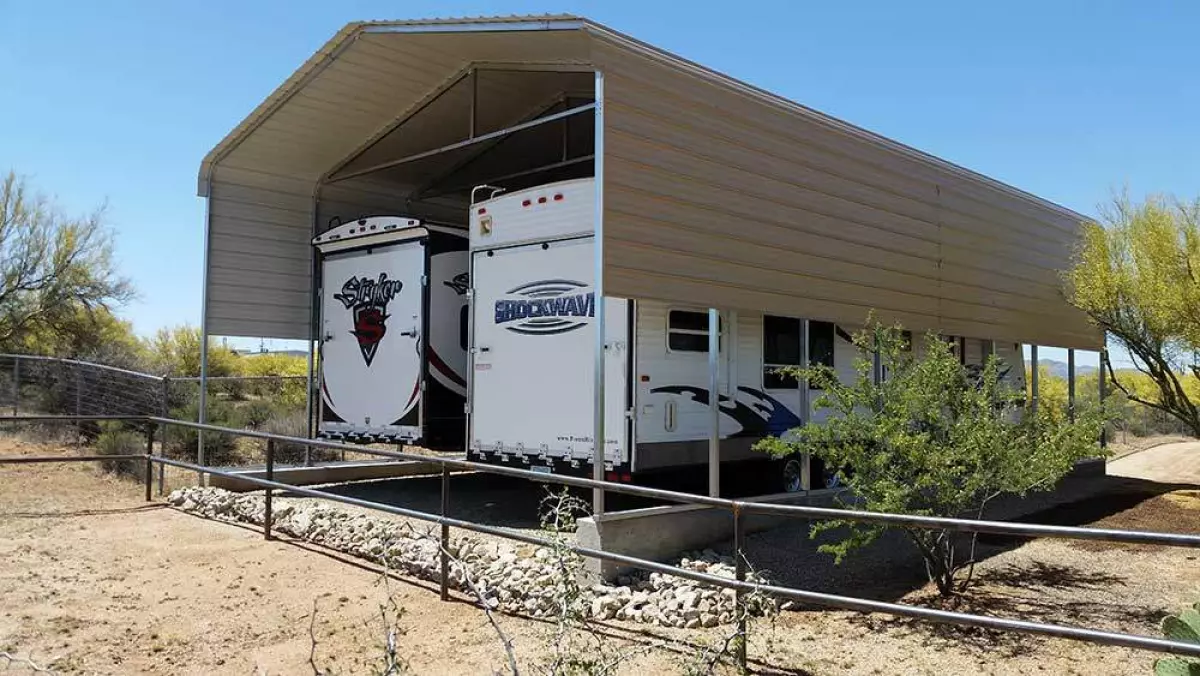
166,486 -> 776,629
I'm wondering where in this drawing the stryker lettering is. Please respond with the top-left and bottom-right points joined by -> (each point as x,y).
334,273 -> 404,309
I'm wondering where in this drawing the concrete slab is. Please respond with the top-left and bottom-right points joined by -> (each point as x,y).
578,460 -> 1114,581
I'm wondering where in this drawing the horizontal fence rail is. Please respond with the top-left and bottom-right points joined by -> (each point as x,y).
1,413 -> 1199,664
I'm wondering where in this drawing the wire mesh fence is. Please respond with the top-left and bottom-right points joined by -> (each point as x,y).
0,354 -> 326,469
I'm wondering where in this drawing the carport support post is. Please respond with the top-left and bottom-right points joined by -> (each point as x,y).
708,308 -> 720,498
198,335 -> 209,474
1030,344 -> 1039,417
591,70 -> 606,516
264,439 -> 274,540
1067,348 -> 1076,423
1099,345 -> 1109,449
799,319 -> 811,492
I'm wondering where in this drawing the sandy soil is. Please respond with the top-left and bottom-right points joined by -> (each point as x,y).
3,438 -> 1200,675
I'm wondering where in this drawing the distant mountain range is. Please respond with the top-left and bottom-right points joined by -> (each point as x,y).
1037,359 -> 1098,379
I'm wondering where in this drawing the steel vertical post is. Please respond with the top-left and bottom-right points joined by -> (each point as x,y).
11,357 -> 18,416
799,319 -> 811,492
158,377 -> 168,495
591,70 -> 607,516
1099,344 -> 1109,449
264,439 -> 275,540
733,505 -> 747,672
144,425 -> 155,502
1067,348 -> 1076,423
708,308 -> 720,498
1030,344 -> 1039,417
198,179 -> 213,479
440,465 -> 450,601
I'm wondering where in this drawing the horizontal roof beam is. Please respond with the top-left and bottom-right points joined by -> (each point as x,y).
326,101 -> 596,183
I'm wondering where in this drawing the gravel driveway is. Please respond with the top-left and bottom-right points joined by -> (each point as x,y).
1109,440 -> 1200,484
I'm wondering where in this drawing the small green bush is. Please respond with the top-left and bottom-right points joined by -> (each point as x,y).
166,399 -> 245,466
259,410 -> 336,465
239,399 -> 277,429
94,422 -> 145,478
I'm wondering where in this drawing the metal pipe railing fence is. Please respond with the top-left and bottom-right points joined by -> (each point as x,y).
2,413 -> 1200,668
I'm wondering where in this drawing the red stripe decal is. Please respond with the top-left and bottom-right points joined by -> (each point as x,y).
428,349 -> 467,388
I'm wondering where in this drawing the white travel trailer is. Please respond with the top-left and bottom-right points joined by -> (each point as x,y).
313,217 -> 468,451
466,179 -> 1027,488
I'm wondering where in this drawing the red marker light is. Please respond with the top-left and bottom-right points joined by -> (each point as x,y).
537,196 -> 548,204
477,208 -> 486,215
553,193 -> 564,201
522,199 -> 531,207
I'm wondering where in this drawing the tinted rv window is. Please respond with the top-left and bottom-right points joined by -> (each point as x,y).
667,310 -> 721,353
763,315 -> 800,389
809,321 -> 835,372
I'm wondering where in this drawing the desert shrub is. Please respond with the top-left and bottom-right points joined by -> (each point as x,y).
239,398 -> 277,429
94,421 -> 144,478
757,319 -> 1112,597
166,399 -> 245,466
260,410 -> 336,465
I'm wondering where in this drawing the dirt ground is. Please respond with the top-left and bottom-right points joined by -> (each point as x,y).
3,438 -> 1200,675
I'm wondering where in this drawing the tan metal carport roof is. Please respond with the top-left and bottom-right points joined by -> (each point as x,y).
198,15 -> 1101,349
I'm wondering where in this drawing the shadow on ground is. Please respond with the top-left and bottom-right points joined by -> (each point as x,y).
709,475 -> 1196,603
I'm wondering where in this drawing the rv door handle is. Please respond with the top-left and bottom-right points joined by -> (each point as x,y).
400,328 -> 418,338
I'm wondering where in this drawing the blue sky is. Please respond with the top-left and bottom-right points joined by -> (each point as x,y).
2,1 -> 1198,363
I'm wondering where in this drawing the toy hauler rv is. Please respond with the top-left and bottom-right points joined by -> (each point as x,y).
313,217 -> 469,451
466,178 -> 1027,490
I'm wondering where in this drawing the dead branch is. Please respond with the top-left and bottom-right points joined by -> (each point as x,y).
0,650 -> 56,674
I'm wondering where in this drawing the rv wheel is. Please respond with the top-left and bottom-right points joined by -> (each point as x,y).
781,457 -> 805,493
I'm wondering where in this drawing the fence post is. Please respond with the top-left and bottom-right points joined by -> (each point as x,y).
440,464 -> 450,601
158,377 -> 168,495
11,357 -> 18,416
733,504 -> 747,673
264,439 -> 275,541
144,424 -> 155,502
74,369 -> 83,442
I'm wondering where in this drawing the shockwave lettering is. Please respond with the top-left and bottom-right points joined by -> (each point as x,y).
493,279 -> 595,335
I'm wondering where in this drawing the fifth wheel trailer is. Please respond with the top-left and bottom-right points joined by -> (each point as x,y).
313,217 -> 468,450
467,178 -> 1028,488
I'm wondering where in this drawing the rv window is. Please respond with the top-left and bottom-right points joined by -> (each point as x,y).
460,306 -> 469,352
667,310 -> 721,353
763,315 -> 800,389
809,321 -> 835,371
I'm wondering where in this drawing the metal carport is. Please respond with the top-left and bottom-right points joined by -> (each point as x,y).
197,15 -> 1101,509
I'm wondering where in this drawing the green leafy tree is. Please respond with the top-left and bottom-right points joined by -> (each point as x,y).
0,171 -> 133,351
1065,195 -> 1200,437
145,324 -> 239,377
756,321 -> 1109,597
